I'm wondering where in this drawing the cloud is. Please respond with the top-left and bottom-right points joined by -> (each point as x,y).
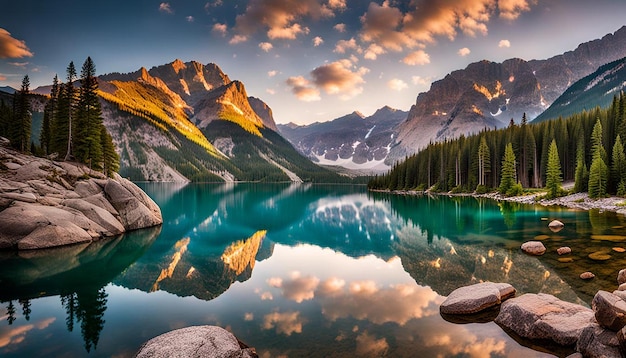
402,50 -> 430,66
8,62 -> 28,67
0,318 -> 56,349
356,332 -> 389,357
499,0 -> 533,20
328,0 -> 347,10
279,272 -> 320,303
186,16 -> 194,22
259,42 -> 274,52
233,0 -> 337,41
0,74 -> 6,81
229,34 -> 248,44
266,88 -> 276,95
262,311 -> 305,336
358,0 -> 534,53
159,2 -> 173,14
212,23 -> 228,36
387,78 -> 408,91
334,38 -> 361,54
458,47 -> 471,56
286,76 -> 321,102
0,29 -> 34,59
268,70 -> 278,77
312,36 -> 324,47
334,23 -> 346,33
310,60 -> 369,99
499,39 -> 511,48
364,44 -> 385,60
412,75 -> 432,87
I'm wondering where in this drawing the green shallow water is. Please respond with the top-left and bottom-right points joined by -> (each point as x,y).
1,183 -> 625,357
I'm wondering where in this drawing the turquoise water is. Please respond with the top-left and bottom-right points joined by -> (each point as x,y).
1,183 -> 626,357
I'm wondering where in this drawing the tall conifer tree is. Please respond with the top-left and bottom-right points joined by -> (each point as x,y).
74,57 -> 104,169
499,142 -> 517,195
545,139 -> 562,199
11,75 -> 31,152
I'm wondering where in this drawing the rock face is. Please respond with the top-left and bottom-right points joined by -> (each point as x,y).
494,293 -> 595,346
521,241 -> 547,255
593,290 -> 626,331
576,324 -> 621,358
440,282 -> 516,315
136,325 -> 257,358
0,145 -> 162,250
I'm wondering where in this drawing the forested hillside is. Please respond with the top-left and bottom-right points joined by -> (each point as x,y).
369,92 -> 626,199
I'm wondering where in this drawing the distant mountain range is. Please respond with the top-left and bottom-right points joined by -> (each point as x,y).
389,26 -> 626,162
0,86 -> 16,94
278,106 -> 407,173
534,56 -> 626,123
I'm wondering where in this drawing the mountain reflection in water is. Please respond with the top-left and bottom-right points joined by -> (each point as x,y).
1,183 -> 625,357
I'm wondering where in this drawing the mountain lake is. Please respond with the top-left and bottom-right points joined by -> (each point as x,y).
2,183 -> 626,357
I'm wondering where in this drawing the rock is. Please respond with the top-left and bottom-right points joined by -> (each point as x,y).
619,283 -> 626,291
521,241 -> 546,255
104,179 -> 162,230
494,293 -> 595,346
74,179 -> 103,197
565,354 -> 583,358
440,282 -> 516,315
580,272 -> 595,280
17,224 -> 93,250
0,206 -> 48,248
4,162 -> 21,170
619,269 -> 626,285
559,257 -> 575,263
592,290 -> 626,331
62,198 -> 124,236
557,246 -> 572,255
576,324 -> 621,358
136,325 -> 257,358
618,326 -> 626,354
0,192 -> 37,203
549,220 -> 564,229
588,251 -> 612,261
614,247 -> 626,253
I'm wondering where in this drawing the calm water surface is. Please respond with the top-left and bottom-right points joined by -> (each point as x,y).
2,183 -> 626,357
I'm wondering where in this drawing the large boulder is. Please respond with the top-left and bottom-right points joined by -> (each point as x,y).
521,241 -> 546,255
494,293 -> 595,346
62,198 -> 124,236
136,325 -> 257,358
17,223 -> 93,250
440,282 -> 515,315
618,269 -> 626,285
592,290 -> 626,331
104,179 -> 162,231
576,324 -> 621,358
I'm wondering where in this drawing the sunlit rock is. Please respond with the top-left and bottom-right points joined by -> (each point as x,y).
440,282 -> 515,315
549,220 -> 564,233
221,230 -> 266,275
521,241 -> 546,255
580,272 -> 595,280
136,325 -> 257,358
613,247 -> 626,253
592,290 -> 626,331
557,247 -> 572,255
495,293 -> 595,346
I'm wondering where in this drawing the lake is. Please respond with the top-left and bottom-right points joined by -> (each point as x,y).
1,183 -> 626,357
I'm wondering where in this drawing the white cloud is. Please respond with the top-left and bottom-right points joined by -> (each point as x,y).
402,50 -> 430,66
158,2 -> 173,14
387,78 -> 408,91
229,34 -> 248,44
268,70 -> 278,77
457,47 -> 471,56
334,23 -> 347,33
364,44 -> 385,60
266,88 -> 276,95
186,16 -> 194,22
334,38 -> 361,54
411,76 -> 432,87
313,36 -> 324,47
212,23 -> 228,36
259,42 -> 274,52
499,39 -> 511,48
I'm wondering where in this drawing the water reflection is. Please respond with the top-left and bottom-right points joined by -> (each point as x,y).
2,184 -> 626,357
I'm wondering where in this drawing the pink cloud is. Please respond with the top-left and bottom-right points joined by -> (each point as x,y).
402,50 -> 431,66
0,29 -> 34,59
158,2 -> 173,14
286,76 -> 321,102
458,47 -> 471,56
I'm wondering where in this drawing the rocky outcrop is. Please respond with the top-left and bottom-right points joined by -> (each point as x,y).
136,325 -> 257,358
593,290 -> 626,331
495,293 -> 596,346
440,282 -> 515,315
0,145 -> 162,250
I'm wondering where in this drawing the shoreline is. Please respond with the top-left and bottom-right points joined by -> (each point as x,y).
370,186 -> 626,216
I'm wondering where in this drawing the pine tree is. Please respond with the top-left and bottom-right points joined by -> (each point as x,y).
11,75 -> 31,152
40,75 -> 59,155
476,136 -> 490,187
589,118 -> 609,198
612,135 -> 626,196
51,62 -> 77,159
499,142 -> 517,195
574,135 -> 588,193
100,125 -> 119,177
545,139 -> 562,199
74,57 -> 103,169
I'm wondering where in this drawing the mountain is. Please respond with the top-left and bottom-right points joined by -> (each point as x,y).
533,56 -> 626,123
0,86 -> 16,94
89,59 -> 343,182
391,26 -> 626,161
278,106 -> 407,173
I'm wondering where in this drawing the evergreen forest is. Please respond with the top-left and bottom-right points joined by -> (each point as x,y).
368,92 -> 626,199
0,57 -> 120,177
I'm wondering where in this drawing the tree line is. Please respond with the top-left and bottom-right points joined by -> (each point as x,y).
369,91 -> 626,199
0,57 -> 120,177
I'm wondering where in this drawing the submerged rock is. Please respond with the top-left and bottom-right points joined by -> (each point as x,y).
494,293 -> 595,346
136,325 -> 257,358
439,282 -> 515,315
549,220 -> 565,232
521,241 -> 546,255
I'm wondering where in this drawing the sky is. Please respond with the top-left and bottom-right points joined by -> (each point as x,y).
1,0 -> 626,125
